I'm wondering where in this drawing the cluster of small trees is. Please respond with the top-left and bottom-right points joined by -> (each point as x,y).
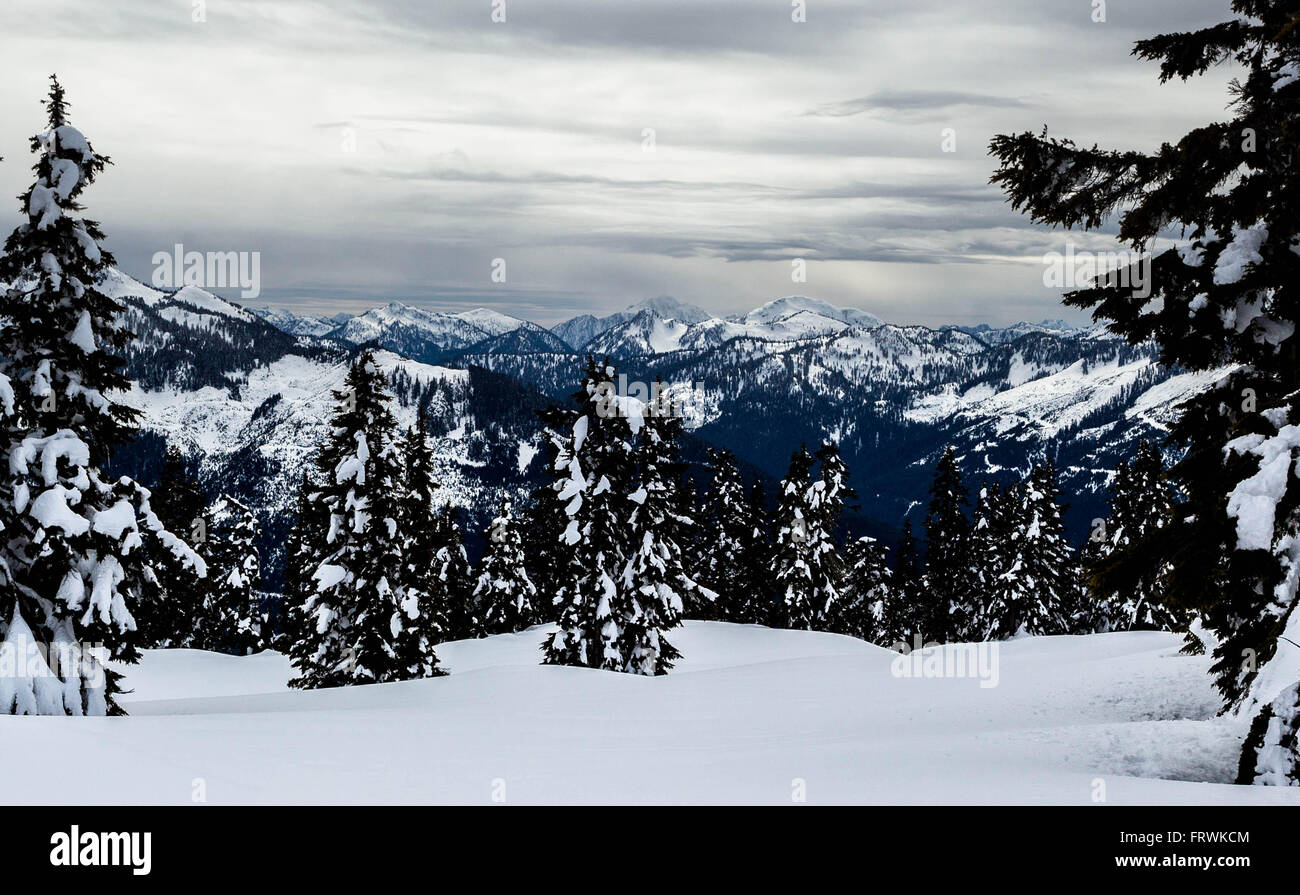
524,358 -> 706,675
280,352 -> 541,688
275,347 -> 1194,690
917,449 -> 1086,643
1082,441 -> 1184,635
141,448 -> 267,654
690,438 -> 1185,651
909,443 -> 1183,645
691,442 -> 893,640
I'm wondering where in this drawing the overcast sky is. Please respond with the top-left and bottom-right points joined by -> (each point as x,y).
0,0 -> 1238,326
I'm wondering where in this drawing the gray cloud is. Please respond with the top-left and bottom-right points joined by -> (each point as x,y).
0,0 -> 1245,327
806,91 -> 1029,120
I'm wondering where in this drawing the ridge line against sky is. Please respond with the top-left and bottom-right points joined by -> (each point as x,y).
0,0 -> 1237,327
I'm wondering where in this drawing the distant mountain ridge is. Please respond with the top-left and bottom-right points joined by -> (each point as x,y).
251,291 -> 1090,360
100,268 -> 1206,564
251,291 -> 992,360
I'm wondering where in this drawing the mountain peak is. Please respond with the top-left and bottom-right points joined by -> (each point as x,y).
626,295 -> 712,325
454,307 -> 529,337
741,295 -> 883,329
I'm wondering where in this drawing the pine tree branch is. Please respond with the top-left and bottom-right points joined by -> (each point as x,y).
1133,20 -> 1257,82
988,131 -> 1154,231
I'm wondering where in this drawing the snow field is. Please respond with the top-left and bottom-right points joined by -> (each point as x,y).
4,622 -> 1296,804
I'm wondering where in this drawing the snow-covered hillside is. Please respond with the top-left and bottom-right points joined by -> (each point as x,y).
100,272 -> 550,584
121,350 -> 481,512
5,623 -> 1290,804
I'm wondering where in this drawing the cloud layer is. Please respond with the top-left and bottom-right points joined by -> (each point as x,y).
0,0 -> 1236,325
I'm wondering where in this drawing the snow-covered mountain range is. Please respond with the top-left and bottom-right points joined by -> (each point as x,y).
258,291 -> 898,360
102,268 -> 1216,580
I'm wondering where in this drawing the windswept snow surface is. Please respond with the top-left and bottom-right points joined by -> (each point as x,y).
3,623 -> 1294,804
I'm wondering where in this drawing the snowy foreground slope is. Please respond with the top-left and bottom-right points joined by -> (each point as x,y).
4,623 -> 1298,805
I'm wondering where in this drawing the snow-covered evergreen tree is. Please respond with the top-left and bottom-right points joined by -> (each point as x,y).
521,475 -> 565,625
978,463 -> 1072,640
969,480 -> 1014,639
138,446 -> 206,647
700,448 -> 752,621
769,445 -> 843,630
1073,528 -> 1107,635
888,519 -> 924,645
434,504 -> 476,641
287,352 -> 426,688
474,498 -> 537,635
540,357 -> 636,670
736,480 -> 774,625
541,357 -> 690,674
992,0 -> 1300,780
921,447 -> 973,642
1087,442 -> 1182,632
812,442 -> 852,545
0,77 -> 204,714
193,495 -> 264,655
835,536 -> 895,644
769,447 -> 815,628
279,471 -> 324,653
392,417 -> 447,676
655,393 -> 711,622
671,464 -> 706,614
612,390 -> 710,673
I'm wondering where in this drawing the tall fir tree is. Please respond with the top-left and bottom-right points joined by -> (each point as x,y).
1073,524 -> 1108,635
392,417 -> 448,676
646,385 -> 712,622
474,499 -> 537,635
138,446 -> 207,647
835,536 -> 896,644
1087,442 -> 1183,632
990,1 -> 1300,781
978,463 -> 1073,640
434,504 -> 476,641
969,480 -> 1014,639
890,519 -> 925,646
736,480 -> 774,625
539,358 -> 633,670
0,77 -> 203,714
671,461 -> 706,615
279,471 -> 324,653
922,447 -> 974,642
192,495 -> 265,655
699,448 -> 752,621
769,445 -> 843,630
287,352 -> 430,688
612,391 -> 705,673
540,358 -> 694,674
812,442 -> 853,545
521,478 -> 565,625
